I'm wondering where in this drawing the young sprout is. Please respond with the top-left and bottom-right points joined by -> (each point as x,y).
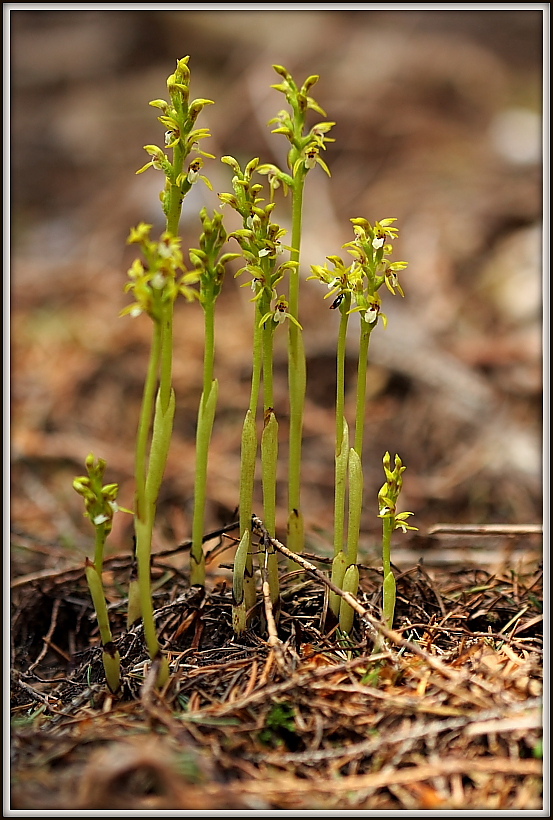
73,454 -> 131,693
378,452 -> 417,632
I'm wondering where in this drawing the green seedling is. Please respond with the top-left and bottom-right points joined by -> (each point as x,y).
378,451 -> 417,632
73,453 -> 131,693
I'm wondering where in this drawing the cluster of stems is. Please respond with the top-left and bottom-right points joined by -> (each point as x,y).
257,66 -> 335,563
121,58 -> 226,684
219,156 -> 298,630
74,58 -> 419,693
310,218 -> 414,633
218,67 -> 335,630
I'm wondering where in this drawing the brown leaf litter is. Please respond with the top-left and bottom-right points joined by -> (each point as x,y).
10,521 -> 543,811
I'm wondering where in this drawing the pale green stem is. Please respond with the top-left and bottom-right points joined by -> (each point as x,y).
346,448 -> 363,566
334,422 -> 349,560
158,302 -> 174,414
381,515 -> 396,634
335,295 -> 351,455
241,309 -> 263,528
329,549 -> 348,618
135,511 -> 160,660
145,387 -> 176,505
165,141 -> 185,237
135,299 -> 175,665
134,322 -> 162,521
382,515 -> 393,579
261,319 -> 277,536
133,321 -> 162,660
339,563 -> 360,635
334,295 -> 351,557
235,307 -> 264,624
354,318 -> 373,459
85,559 -> 122,693
191,299 -> 217,584
85,560 -> 114,648
93,524 -> 108,576
232,530 -> 250,634
287,172 -> 307,560
259,289 -> 280,608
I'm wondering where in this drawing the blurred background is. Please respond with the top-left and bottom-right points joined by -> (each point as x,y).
9,8 -> 544,574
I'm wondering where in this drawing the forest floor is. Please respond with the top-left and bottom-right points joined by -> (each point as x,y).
10,525 -> 544,811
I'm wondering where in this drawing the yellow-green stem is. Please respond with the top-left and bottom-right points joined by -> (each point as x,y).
190,382 -> 218,585
354,319 -> 373,459
346,448 -> 363,566
287,172 -> 307,560
329,549 -> 348,618
262,409 -> 280,606
135,513 -> 160,660
382,515 -> 393,581
334,294 -> 351,556
165,142 -> 185,237
381,515 -> 396,632
134,323 -> 162,521
85,560 -> 114,648
191,299 -> 217,584
339,563 -> 360,634
93,524 -> 108,576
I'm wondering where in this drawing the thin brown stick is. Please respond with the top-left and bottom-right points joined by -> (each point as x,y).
259,557 -> 281,651
27,598 -> 62,674
426,523 -> 542,536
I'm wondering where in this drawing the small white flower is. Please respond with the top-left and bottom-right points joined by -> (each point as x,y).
92,514 -> 109,526
130,306 -> 143,318
364,303 -> 379,323
151,273 -> 166,290
304,147 -> 318,169
372,235 -> 385,250
157,242 -> 173,259
258,248 -> 271,258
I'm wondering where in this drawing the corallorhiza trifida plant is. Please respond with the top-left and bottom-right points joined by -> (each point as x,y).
73,454 -> 132,693
309,217 -> 416,635
73,57 -> 417,694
